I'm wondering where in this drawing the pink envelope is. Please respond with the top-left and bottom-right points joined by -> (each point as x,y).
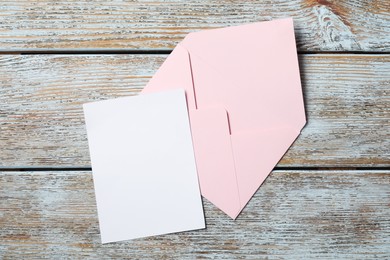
142,18 -> 306,219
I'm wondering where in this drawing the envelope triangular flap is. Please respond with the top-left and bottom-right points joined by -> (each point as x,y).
180,18 -> 306,132
230,126 -> 301,207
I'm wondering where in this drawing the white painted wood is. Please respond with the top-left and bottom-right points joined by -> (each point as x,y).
0,1 -> 389,51
0,54 -> 389,167
0,170 -> 389,259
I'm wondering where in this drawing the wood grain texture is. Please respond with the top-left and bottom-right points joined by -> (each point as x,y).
0,170 -> 389,259
0,54 -> 389,167
0,0 -> 389,52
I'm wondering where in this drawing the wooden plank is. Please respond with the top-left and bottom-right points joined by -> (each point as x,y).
0,170 -> 389,258
0,54 -> 389,167
0,1 -> 389,52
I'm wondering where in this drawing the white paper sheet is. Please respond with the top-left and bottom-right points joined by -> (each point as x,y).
83,89 -> 205,243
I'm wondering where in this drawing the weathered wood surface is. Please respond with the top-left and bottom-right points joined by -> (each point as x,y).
0,170 -> 389,259
0,54 -> 389,167
0,0 -> 389,52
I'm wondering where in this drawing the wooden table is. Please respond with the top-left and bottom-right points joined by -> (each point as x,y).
1,1 -> 389,259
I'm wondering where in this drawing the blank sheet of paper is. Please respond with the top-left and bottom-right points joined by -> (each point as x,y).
83,89 -> 205,243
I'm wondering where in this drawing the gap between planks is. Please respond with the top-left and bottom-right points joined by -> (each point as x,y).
1,167 -> 390,172
0,49 -> 389,55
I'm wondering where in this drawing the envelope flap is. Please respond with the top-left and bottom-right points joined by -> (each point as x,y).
231,126 -> 301,209
190,106 -> 241,219
181,18 -> 306,131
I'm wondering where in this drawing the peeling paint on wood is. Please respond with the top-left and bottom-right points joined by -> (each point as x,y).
0,54 -> 389,167
0,170 -> 389,259
0,0 -> 389,51
0,1 -> 389,258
